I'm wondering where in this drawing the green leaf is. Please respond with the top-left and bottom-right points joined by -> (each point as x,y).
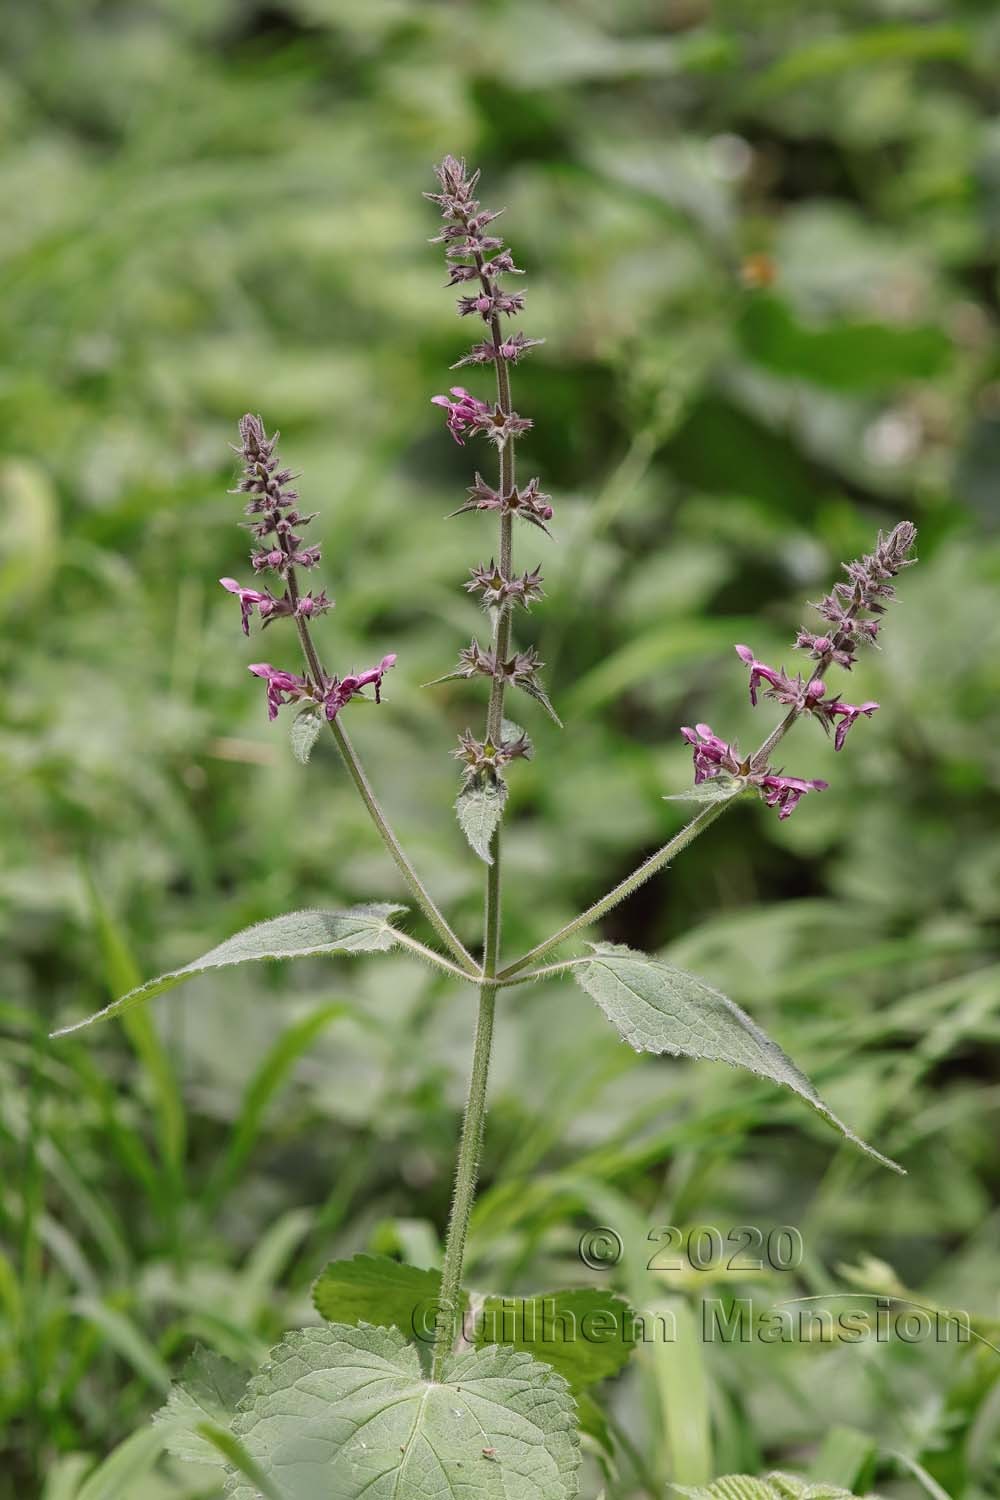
752,25 -> 969,97
651,1296 -> 711,1484
313,1260 -> 635,1393
456,777 -> 508,864
196,1423 -> 285,1500
290,704 -> 324,764
665,780 -> 745,806
738,295 -> 950,392
40,1454 -> 95,1500
75,1427 -> 174,1500
51,905 -> 406,1037
152,1346 -> 248,1466
477,1289 -> 636,1393
808,1427 -> 877,1492
516,675 -> 563,727
227,1323 -> 580,1499
312,1254 -> 459,1345
71,1297 -> 172,1393
674,1477 -> 778,1500
207,1003 -> 356,1207
573,944 -> 902,1174
674,1475 -> 876,1500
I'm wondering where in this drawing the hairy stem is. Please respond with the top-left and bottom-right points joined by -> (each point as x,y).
391,929 -> 484,983
499,598 -> 877,981
496,797 -> 736,980
283,557 -> 478,975
433,297 -> 518,1372
432,869 -> 500,1379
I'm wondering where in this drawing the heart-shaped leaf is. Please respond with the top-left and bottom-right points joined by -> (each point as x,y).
313,1257 -> 635,1393
226,1323 -> 580,1499
477,1289 -> 635,1392
52,905 -> 406,1036
573,944 -> 902,1173
312,1255 -> 461,1346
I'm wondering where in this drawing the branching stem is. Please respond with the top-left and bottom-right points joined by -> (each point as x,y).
283,548 -> 478,975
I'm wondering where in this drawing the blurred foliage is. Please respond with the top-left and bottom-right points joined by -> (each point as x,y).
2,0 -> 999,1496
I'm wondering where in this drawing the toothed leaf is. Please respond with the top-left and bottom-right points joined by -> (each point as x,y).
52,905 -> 406,1036
573,944 -> 902,1173
152,1347 -> 249,1466
456,776 -> 507,863
225,1324 -> 580,1499
290,705 -> 324,764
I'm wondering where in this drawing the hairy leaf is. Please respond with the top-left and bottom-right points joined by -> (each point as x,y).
312,1254 -> 460,1345
313,1259 -> 635,1392
516,675 -> 563,727
226,1323 -> 580,1499
51,905 -> 405,1037
290,705 -> 324,764
153,1347 -> 248,1466
574,944 -> 902,1173
477,1289 -> 636,1392
675,1474 -> 876,1500
456,777 -> 507,864
665,780 -> 745,805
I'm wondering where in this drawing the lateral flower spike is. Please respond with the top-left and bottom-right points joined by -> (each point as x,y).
678,524 -> 916,816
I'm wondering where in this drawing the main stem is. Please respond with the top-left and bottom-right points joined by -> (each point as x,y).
433,306 -> 516,1376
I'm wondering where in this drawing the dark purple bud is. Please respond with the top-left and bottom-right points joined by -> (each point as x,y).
802,522 -> 916,671
484,250 -> 521,277
294,591 -> 332,621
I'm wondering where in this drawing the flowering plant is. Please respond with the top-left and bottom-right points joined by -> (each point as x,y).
55,157 -> 916,1498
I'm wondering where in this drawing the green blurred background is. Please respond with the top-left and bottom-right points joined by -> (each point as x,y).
3,0 -> 1000,1495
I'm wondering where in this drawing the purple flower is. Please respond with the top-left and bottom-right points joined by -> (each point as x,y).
220,577 -> 286,635
248,662 -> 311,720
758,772 -> 829,821
322,654 -> 397,721
812,695 -> 880,751
431,387 -> 492,445
735,645 -> 824,711
680,723 -> 743,783
680,723 -> 827,820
